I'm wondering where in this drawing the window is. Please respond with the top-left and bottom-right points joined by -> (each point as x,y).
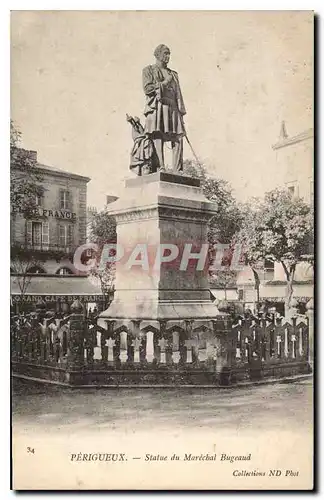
286,181 -> 298,197
264,259 -> 274,281
27,266 -> 46,274
56,267 -> 73,275
58,224 -> 74,249
26,221 -> 49,250
238,289 -> 244,301
35,194 -> 43,206
59,189 -> 72,210
32,221 -> 42,247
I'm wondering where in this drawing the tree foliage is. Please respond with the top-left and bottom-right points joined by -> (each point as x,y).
11,243 -> 48,308
183,160 -> 243,292
88,209 -> 117,304
237,188 -> 313,310
89,209 -> 117,246
183,159 -> 243,244
10,120 -> 44,215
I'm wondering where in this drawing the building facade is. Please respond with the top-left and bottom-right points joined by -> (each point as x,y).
10,149 -> 105,312
235,122 -> 314,315
11,150 -> 90,275
273,121 -> 314,205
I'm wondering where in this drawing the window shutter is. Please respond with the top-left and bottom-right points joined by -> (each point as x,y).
59,224 -> 66,248
26,221 -> 32,247
67,190 -> 73,212
42,222 -> 49,250
67,224 -> 74,249
59,189 -> 64,210
55,223 -> 60,250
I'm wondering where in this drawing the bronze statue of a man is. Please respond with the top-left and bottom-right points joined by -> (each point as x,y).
142,44 -> 186,172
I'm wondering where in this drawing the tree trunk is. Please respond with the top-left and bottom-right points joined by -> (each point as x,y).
282,262 -> 296,314
251,267 -> 260,312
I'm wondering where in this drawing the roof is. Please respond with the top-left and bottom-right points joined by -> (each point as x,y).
272,128 -> 314,150
10,275 -> 102,296
264,279 -> 313,286
36,163 -> 91,183
11,148 -> 91,182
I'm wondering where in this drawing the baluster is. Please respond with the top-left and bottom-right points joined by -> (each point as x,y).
179,332 -> 186,365
83,336 -> 87,363
139,333 -> 147,363
28,328 -> 33,361
184,339 -> 193,363
119,331 -> 128,363
236,329 -> 241,359
284,328 -> 289,358
106,338 -> 116,362
131,337 -> 141,363
101,332 -> 108,362
94,331 -> 101,360
84,326 -> 94,364
276,334 -> 282,358
298,327 -> 303,357
58,338 -> 64,364
172,332 -> 180,364
40,337 -> 46,362
113,332 -> 121,364
145,331 -> 154,363
206,341 -> 216,366
291,334 -> 297,359
93,332 -> 102,359
55,335 -> 61,363
244,337 -> 249,361
165,337 -> 173,365
191,337 -> 199,364
198,341 -> 206,362
158,337 -> 167,364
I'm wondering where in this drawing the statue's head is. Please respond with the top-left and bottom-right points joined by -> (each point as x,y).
154,44 -> 170,65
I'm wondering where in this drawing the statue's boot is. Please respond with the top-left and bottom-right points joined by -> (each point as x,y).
153,138 -> 165,171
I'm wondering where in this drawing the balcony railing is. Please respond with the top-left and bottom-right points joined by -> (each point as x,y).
11,241 -> 75,255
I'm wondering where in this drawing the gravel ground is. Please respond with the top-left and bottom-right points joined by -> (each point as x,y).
12,377 -> 313,434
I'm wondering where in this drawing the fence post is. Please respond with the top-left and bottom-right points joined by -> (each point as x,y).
68,299 -> 85,369
214,301 -> 234,385
306,298 -> 314,370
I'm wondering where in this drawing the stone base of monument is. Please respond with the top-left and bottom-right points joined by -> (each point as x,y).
99,171 -> 220,335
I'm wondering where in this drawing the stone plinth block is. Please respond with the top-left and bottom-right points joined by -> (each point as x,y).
99,172 -> 220,322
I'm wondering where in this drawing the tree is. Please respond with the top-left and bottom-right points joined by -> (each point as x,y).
183,159 -> 243,244
234,198 -> 264,309
11,244 -> 46,312
183,160 -> 243,291
11,243 -> 72,311
10,120 -> 43,215
237,189 -> 313,312
88,209 -> 117,307
210,268 -> 237,300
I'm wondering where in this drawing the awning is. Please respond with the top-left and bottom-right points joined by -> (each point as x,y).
10,275 -> 103,302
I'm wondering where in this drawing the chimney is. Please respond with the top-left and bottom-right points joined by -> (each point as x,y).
29,150 -> 38,162
106,195 -> 119,205
279,121 -> 288,140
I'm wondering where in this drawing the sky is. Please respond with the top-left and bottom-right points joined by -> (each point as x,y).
11,10 -> 313,208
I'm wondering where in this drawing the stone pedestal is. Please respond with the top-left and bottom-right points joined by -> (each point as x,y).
99,172 -> 220,333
